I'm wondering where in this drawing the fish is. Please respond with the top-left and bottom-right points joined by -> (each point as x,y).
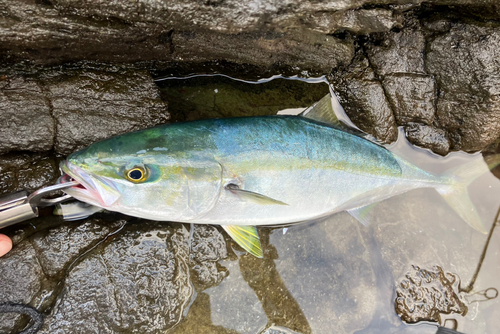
57,94 -> 500,258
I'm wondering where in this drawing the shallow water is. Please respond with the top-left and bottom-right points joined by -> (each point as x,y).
156,75 -> 500,334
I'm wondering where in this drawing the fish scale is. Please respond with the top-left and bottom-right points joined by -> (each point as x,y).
57,94 -> 500,258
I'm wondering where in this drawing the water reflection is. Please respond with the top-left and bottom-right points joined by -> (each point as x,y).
176,229 -> 311,334
172,292 -> 239,334
238,229 -> 312,334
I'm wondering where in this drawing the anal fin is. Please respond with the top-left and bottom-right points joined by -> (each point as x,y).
222,225 -> 263,258
347,203 -> 377,227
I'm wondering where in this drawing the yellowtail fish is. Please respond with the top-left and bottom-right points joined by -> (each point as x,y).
58,95 -> 499,257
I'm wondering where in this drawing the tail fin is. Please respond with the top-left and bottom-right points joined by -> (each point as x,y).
437,154 -> 500,234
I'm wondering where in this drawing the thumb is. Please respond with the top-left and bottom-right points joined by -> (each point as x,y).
0,234 -> 13,257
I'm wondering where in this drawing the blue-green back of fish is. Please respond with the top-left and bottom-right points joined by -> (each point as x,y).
62,114 -> 500,258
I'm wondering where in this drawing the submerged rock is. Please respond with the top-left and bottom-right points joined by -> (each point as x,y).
159,76 -> 329,122
395,265 -> 467,323
189,225 -> 229,290
260,325 -> 303,334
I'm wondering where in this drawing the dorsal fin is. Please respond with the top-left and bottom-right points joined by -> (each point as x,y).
300,93 -> 383,145
299,94 -> 343,127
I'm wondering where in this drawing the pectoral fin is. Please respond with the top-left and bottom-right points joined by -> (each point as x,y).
347,203 -> 377,227
222,225 -> 263,258
225,184 -> 288,206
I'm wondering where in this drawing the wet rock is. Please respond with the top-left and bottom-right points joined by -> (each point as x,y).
0,153 -> 59,193
395,265 -> 467,323
0,77 -> 54,154
331,54 -> 398,143
30,219 -> 123,278
42,69 -> 169,155
405,123 -> 450,155
383,74 -> 436,125
39,222 -> 192,334
311,9 -> 400,35
189,225 -> 228,290
0,242 -> 45,333
426,24 -> 500,152
0,0 -> 357,72
422,19 -> 452,34
0,0 -> 173,66
172,29 -> 353,74
366,29 -> 426,76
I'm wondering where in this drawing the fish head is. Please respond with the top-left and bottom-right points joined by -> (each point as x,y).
59,134 -> 223,221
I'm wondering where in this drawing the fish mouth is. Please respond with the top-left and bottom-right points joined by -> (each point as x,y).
58,160 -> 121,208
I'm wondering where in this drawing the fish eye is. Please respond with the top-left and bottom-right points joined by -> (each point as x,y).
125,166 -> 148,183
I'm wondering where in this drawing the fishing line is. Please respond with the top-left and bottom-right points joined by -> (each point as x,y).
0,303 -> 43,334
460,201 -> 500,293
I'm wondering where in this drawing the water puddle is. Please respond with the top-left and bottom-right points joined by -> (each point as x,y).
154,75 -> 500,333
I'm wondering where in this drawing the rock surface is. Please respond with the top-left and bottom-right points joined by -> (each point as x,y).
38,221 -> 193,334
30,219 -> 123,278
395,265 -> 467,323
331,54 -> 398,143
0,242 -> 45,333
0,77 -> 54,153
0,69 -> 169,156
0,153 -> 59,193
383,75 -> 436,126
0,2 -> 499,154
43,69 -> 170,155
1,1 -> 500,334
426,24 -> 500,152
405,123 -> 450,156
189,225 -> 229,290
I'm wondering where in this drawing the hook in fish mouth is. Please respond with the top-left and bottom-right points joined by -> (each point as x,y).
58,161 -> 121,208
59,173 -> 85,189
